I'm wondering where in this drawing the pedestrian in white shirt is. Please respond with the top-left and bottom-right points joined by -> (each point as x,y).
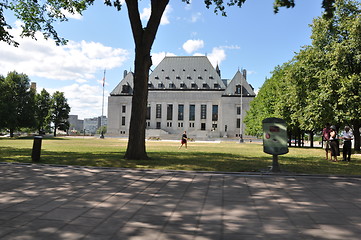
341,126 -> 353,162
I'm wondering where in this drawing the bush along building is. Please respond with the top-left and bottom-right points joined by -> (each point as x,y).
108,56 -> 256,140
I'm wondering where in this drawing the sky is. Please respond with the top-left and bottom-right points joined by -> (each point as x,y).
0,0 -> 324,120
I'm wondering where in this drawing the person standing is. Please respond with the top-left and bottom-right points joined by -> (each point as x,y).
322,123 -> 331,160
329,125 -> 339,162
179,131 -> 188,149
341,126 -> 353,162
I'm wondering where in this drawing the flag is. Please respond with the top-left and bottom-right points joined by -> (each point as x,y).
102,69 -> 106,87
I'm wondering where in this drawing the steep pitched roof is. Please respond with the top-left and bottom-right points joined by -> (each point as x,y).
110,56 -> 257,97
148,56 -> 226,90
110,71 -> 134,95
223,70 -> 256,96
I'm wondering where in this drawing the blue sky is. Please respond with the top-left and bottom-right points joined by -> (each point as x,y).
0,0 -> 324,119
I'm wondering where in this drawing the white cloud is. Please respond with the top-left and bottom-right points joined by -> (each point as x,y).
192,47 -> 226,68
140,4 -> 172,25
182,39 -> 204,54
0,26 -> 129,81
151,52 -> 176,67
61,9 -> 83,20
207,47 -> 226,67
140,7 -> 151,22
0,25 -> 129,119
220,45 -> 241,50
191,12 -> 202,23
45,83 -> 108,119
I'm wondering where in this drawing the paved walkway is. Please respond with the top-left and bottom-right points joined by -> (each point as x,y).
1,163 -> 361,240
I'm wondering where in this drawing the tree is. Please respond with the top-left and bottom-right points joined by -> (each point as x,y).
0,71 -> 36,137
246,0 -> 360,150
51,91 -> 70,137
244,64 -> 290,136
309,0 -> 361,150
0,74 -> 6,129
2,0 -> 337,159
35,88 -> 52,134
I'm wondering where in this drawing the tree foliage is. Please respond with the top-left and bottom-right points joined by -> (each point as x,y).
35,88 -> 52,134
245,0 -> 361,150
0,72 -> 71,136
51,91 -> 70,137
0,71 -> 36,137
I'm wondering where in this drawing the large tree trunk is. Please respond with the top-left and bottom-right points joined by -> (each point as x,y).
53,124 -> 57,137
309,131 -> 314,148
124,0 -> 169,160
124,49 -> 151,159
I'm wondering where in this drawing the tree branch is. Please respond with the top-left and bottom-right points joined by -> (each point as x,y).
125,0 -> 143,47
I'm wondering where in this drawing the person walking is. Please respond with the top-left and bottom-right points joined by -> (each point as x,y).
322,123 -> 331,160
179,131 -> 188,149
341,126 -> 353,162
329,125 -> 340,162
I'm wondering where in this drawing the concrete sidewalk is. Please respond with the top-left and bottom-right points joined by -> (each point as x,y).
1,163 -> 361,240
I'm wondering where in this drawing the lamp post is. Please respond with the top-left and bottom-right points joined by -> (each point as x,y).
100,70 -> 105,139
239,79 -> 244,143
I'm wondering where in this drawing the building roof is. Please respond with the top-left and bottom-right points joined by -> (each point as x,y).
223,70 -> 256,97
110,56 -> 256,97
148,56 -> 226,90
110,71 -> 134,95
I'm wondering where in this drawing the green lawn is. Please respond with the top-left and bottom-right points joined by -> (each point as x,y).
1,137 -> 361,175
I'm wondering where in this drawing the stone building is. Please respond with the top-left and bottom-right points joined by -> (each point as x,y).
107,56 -> 256,139
68,115 -> 84,133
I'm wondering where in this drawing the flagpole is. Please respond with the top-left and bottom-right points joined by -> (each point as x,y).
100,69 -> 106,139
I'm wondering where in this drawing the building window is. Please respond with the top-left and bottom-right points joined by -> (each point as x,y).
237,106 -> 241,115
122,85 -> 130,93
214,83 -> 220,88
147,106 -> 151,120
180,83 -> 186,88
201,123 -> 206,131
237,118 -> 241,128
178,104 -> 184,120
158,82 -> 164,88
201,104 -> 207,119
146,121 -> 150,127
169,83 -> 175,89
189,104 -> 195,121
156,104 -> 162,118
202,83 -> 208,89
212,105 -> 218,121
122,116 -> 125,126
236,84 -> 242,94
122,105 -> 126,113
191,83 -> 197,89
212,123 -> 217,130
167,122 -> 172,127
156,122 -> 161,129
178,122 -> 183,128
189,122 -> 195,128
167,104 -> 173,120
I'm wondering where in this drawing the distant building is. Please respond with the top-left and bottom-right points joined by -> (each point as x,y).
68,115 -> 107,134
68,115 -> 84,133
107,56 -> 256,139
84,116 -> 107,134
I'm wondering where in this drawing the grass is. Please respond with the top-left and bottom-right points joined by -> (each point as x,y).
1,136 -> 361,175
